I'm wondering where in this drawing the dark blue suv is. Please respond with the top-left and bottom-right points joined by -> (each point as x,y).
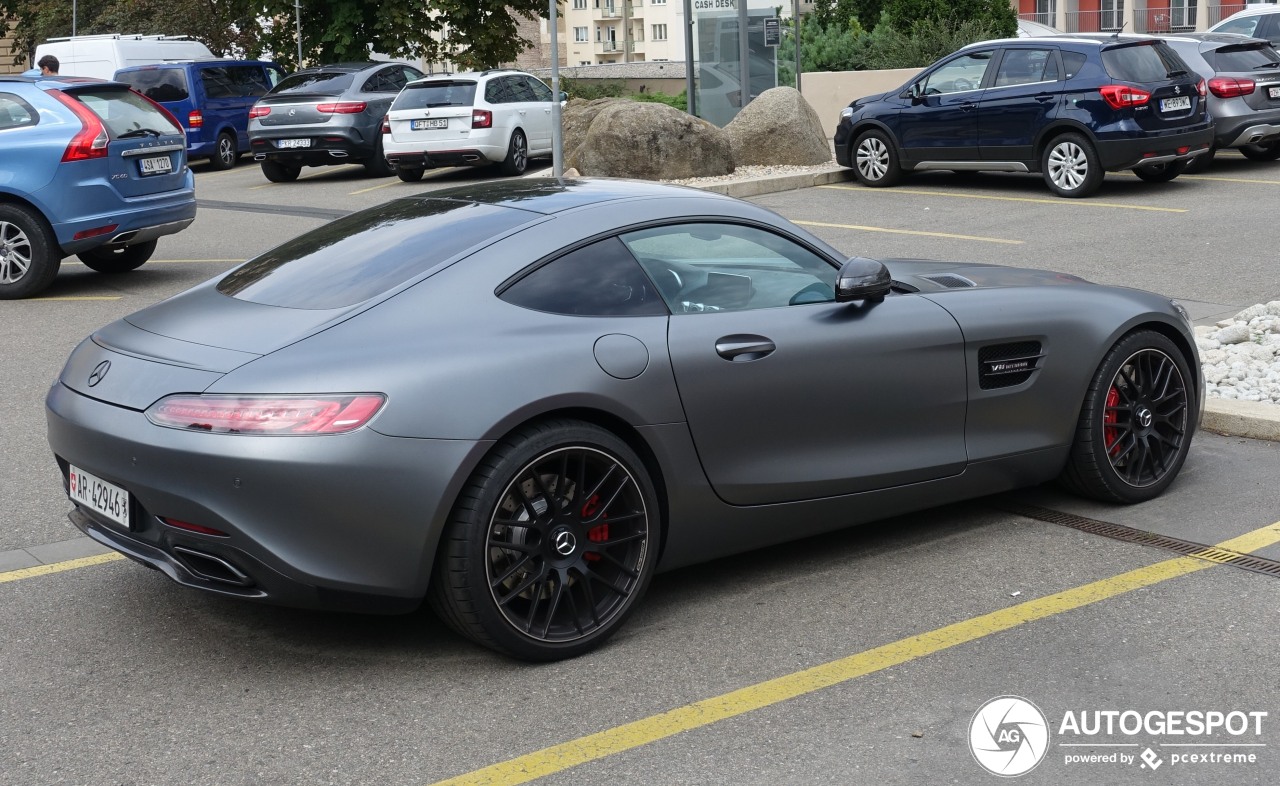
834,36 -> 1215,197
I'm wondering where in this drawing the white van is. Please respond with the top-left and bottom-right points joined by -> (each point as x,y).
34,35 -> 215,80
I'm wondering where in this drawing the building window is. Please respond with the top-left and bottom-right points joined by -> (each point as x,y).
651,0 -> 666,4
574,26 -> 589,42
1101,0 -> 1124,31
652,24 -> 668,41
574,0 -> 587,7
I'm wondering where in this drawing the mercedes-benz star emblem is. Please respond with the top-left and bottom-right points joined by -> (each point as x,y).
554,530 -> 577,556
1137,407 -> 1154,428
87,360 -> 111,387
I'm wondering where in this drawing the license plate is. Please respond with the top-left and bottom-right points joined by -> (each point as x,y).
1269,86 -> 1280,100
1160,96 -> 1191,112
138,155 -> 172,175
68,465 -> 130,528
277,138 -> 311,149
410,118 -> 448,130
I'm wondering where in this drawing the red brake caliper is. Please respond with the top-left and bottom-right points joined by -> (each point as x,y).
1103,386 -> 1121,456
582,494 -> 607,562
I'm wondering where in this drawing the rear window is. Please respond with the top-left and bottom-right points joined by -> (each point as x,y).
391,80 -> 477,110
1208,43 -> 1280,71
71,87 -> 182,137
216,199 -> 534,309
1101,42 -> 1191,82
269,71 -> 354,96
116,68 -> 190,102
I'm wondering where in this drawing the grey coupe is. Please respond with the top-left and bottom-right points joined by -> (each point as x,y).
46,179 -> 1199,660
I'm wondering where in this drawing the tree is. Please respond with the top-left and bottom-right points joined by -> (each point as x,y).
810,0 -> 882,32
881,0 -> 1016,38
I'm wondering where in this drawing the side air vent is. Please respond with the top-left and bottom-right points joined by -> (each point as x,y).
978,341 -> 1044,390
921,274 -> 977,289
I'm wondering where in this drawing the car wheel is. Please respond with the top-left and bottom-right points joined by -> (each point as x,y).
1042,133 -> 1102,198
364,136 -> 394,177
77,240 -> 157,274
260,159 -> 301,182
1239,141 -> 1280,161
1181,147 -> 1214,174
1059,331 -> 1194,504
397,167 -> 424,183
499,130 -> 528,176
1132,160 -> 1187,183
210,131 -> 238,171
851,129 -> 901,187
0,203 -> 60,300
431,419 -> 661,661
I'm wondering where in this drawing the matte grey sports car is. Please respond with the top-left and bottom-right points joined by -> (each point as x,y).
47,179 -> 1200,660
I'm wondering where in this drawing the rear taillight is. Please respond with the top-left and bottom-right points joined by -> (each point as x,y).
472,109 -> 492,129
1099,84 -> 1152,110
161,518 -> 229,537
249,104 -> 270,119
1197,78 -> 1207,99
1208,76 -> 1254,98
145,394 -> 386,435
381,114 -> 390,134
188,109 -> 203,128
316,101 -> 368,114
46,89 -> 109,162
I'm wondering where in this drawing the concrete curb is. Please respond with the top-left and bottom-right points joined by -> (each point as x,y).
1202,398 -> 1280,441
695,167 -> 857,198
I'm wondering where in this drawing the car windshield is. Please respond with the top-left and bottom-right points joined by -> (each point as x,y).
116,68 -> 190,102
269,71 -> 354,96
69,87 -> 182,137
1210,43 -> 1280,71
392,81 -> 477,110
1101,42 -> 1191,82
217,199 -> 535,309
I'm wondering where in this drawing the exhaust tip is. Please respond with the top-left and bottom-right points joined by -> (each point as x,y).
171,546 -> 254,587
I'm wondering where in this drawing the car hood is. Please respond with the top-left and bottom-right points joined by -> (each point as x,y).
883,259 -> 1092,292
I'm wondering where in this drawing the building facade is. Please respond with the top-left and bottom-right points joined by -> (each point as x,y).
558,0 -> 689,66
1014,0 -> 1253,33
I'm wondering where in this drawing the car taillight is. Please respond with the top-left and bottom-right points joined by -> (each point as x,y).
316,101 -> 368,114
472,109 -> 492,129
188,109 -> 203,128
1197,78 -> 1207,99
1099,84 -> 1151,110
381,114 -> 390,134
1208,76 -> 1254,98
249,104 -> 270,119
45,89 -> 109,161
145,394 -> 386,435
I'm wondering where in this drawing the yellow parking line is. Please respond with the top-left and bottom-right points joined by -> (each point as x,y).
26,296 -> 122,302
1184,174 -> 1280,186
0,552 -> 124,583
429,519 -> 1280,786
62,258 -> 242,268
820,184 -> 1188,213
349,179 -> 403,195
250,164 -> 363,189
792,219 -> 1022,245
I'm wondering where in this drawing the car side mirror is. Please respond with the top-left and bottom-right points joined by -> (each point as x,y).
904,82 -> 923,102
559,91 -> 568,102
835,257 -> 891,304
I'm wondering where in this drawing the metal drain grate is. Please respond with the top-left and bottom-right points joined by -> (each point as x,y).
993,500 -> 1280,578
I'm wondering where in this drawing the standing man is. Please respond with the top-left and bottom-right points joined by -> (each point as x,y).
37,55 -> 59,76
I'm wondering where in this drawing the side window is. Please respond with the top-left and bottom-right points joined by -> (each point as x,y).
508,76 -> 538,102
525,76 -> 554,102
401,66 -> 424,83
620,223 -> 837,313
922,52 -> 993,95
200,67 -> 235,99
362,68 -> 401,93
1061,51 -> 1087,79
0,93 -> 37,130
225,65 -> 272,96
500,237 -> 668,317
485,78 -> 513,104
1215,16 -> 1261,36
993,49 -> 1056,87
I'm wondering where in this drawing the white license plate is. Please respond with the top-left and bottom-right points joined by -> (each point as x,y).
68,465 -> 130,528
410,118 -> 448,130
277,138 -> 311,149
138,155 -> 172,175
1269,86 -> 1280,100
1160,96 -> 1191,112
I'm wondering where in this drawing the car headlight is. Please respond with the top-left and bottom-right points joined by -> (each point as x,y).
840,106 -> 854,120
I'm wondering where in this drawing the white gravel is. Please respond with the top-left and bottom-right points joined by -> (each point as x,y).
1196,302 -> 1280,405
660,160 -> 840,187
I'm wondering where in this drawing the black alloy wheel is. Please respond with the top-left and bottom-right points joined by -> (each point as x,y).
432,420 -> 660,660
1061,331 -> 1193,503
500,130 -> 528,176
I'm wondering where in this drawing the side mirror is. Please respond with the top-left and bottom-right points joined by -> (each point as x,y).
835,257 -> 891,304
559,91 -> 568,102
904,82 -> 923,102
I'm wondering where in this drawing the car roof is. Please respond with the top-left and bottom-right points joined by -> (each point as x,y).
404,177 -> 734,216
1160,32 -> 1272,47
294,62 -> 387,74
115,59 -> 279,71
0,75 -> 124,88
1216,4 -> 1280,21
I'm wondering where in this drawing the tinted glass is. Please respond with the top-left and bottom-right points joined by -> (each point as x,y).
1061,51 -> 1087,78
1215,17 -> 1262,37
501,237 -> 667,316
923,52 -> 992,94
71,87 -> 183,136
1101,42 -> 1189,82
1209,43 -> 1280,71
507,76 -> 537,101
201,65 -> 272,98
993,49 -> 1056,86
362,67 -> 407,93
525,76 -> 554,101
270,71 -> 354,95
485,77 -> 515,104
394,81 -> 477,110
117,67 -> 189,102
0,93 -> 37,130
218,200 -> 534,309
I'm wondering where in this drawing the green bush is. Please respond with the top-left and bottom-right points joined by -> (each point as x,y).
881,0 -> 1016,38
630,91 -> 688,111
861,16 -> 1007,69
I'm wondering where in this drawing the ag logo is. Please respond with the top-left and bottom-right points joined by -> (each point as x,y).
969,696 -> 1050,777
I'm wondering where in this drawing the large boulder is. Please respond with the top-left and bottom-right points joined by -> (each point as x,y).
723,87 -> 832,167
561,97 -> 627,163
566,101 -> 734,179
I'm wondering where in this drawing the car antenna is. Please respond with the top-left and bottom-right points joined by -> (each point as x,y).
1111,20 -> 1128,40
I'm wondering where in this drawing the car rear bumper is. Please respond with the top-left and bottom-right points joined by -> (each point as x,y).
54,191 -> 197,255
384,149 -> 497,168
1094,124 -> 1215,170
1219,121 -> 1280,149
249,127 -> 376,163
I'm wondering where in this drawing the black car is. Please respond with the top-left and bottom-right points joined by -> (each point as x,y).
834,35 -> 1214,197
247,61 -> 423,181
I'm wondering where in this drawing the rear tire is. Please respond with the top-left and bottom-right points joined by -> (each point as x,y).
1059,330 -> 1194,504
364,136 -> 394,177
1132,160 -> 1187,183
499,130 -> 528,176
0,203 -> 60,300
210,131 -> 237,171
1042,133 -> 1102,197
1181,147 -> 1214,174
261,159 -> 301,182
77,240 -> 157,274
851,129 -> 902,187
397,167 -> 424,183
1239,141 -> 1280,161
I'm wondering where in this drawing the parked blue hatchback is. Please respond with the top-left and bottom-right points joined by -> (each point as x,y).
834,35 -> 1215,197
115,60 -> 285,170
0,75 -> 195,299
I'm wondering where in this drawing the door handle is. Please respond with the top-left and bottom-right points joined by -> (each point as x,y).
1034,93 -> 1054,102
960,101 -> 976,112
715,335 -> 775,362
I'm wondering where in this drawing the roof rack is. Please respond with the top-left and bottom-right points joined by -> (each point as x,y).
479,67 -> 522,76
46,34 -> 195,42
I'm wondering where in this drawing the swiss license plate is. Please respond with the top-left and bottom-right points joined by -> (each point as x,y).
277,138 -> 311,149
1269,86 -> 1280,100
68,465 -> 130,528
1160,96 -> 1192,112
138,155 -> 172,175
410,118 -> 448,130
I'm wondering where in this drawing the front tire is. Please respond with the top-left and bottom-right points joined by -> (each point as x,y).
1132,160 -> 1187,183
851,129 -> 901,187
397,167 -> 424,182
210,131 -> 238,170
1042,133 -> 1102,198
261,159 -> 301,182
77,240 -> 157,273
0,203 -> 60,299
1059,331 -> 1194,504
1239,141 -> 1280,161
499,130 -> 528,176
431,419 -> 661,661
